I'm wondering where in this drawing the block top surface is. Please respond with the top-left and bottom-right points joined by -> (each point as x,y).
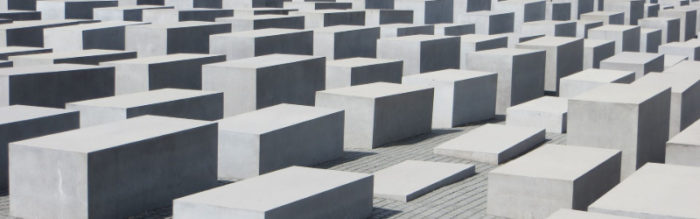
66,88 -> 220,109
546,209 -> 637,219
9,49 -> 134,60
0,46 -> 51,54
490,144 -> 620,180
0,19 -> 85,30
584,39 -> 615,47
435,124 -> 544,154
640,28 -> 661,34
582,11 -> 624,16
664,60 -> 700,74
561,69 -> 635,83
517,36 -> 582,47
570,83 -> 669,104
94,5 -> 171,10
207,54 -> 320,69
327,57 -> 400,67
0,63 -> 110,76
46,21 -> 145,31
175,166 -> 371,211
313,25 -> 377,33
402,69 -> 496,82
103,53 -> 221,65
507,96 -> 568,113
218,104 -> 342,134
473,48 -> 543,57
139,21 -> 227,29
374,160 -> 474,198
318,82 -> 432,99
633,72 -> 700,93
589,163 -> 700,218
380,34 -> 457,42
668,118 -> 700,146
460,34 -> 507,43
590,25 -> 639,32
218,28 -> 309,37
602,52 -> 663,64
11,115 -> 214,153
0,105 -> 76,125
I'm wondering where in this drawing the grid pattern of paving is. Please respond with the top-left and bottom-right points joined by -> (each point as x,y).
0,119 -> 566,219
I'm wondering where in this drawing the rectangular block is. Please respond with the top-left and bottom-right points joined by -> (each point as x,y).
102,53 -> 225,95
377,35 -> 460,76
0,64 -> 114,108
494,0 -> 546,32
316,82 -> 433,148
364,9 -> 413,26
639,17 -> 681,43
125,21 -> 231,57
659,7 -> 696,41
0,20 -> 88,47
559,69 -> 635,98
9,49 -> 136,67
203,54 -> 325,116
659,39 -> 700,61
379,23 -> 434,38
457,10 -> 514,35
547,209 -> 636,219
588,25 -> 640,53
9,115 -> 218,219
291,9 -> 365,29
520,20 -> 577,37
633,72 -> 700,137
43,21 -> 147,52
374,160 -> 475,202
67,88 -> 223,127
434,23 -> 475,36
174,166 -> 372,219
210,28 -> 312,60
217,104 -> 343,179
394,0 -> 453,24
326,57 -> 402,89
314,25 -> 379,60
93,5 -> 174,21
0,46 -> 52,60
506,96 -> 568,133
459,34 -> 508,69
488,144 -> 621,219
583,39 -> 615,69
516,36 -> 583,93
218,15 -> 304,32
0,105 -> 79,188
434,124 -> 545,164
603,0 -> 643,25
600,52 -> 664,79
666,119 -> 700,166
37,0 -> 117,19
640,28 -> 661,53
580,11 -> 624,25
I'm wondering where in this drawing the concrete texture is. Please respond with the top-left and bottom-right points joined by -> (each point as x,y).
377,35 -> 460,76
125,21 -> 231,57
600,52 -> 664,79
588,25 -> 641,53
516,36 -> 583,94
559,69 -> 636,98
314,25 -> 379,60
326,57 -> 403,89
583,39 -> 615,69
210,28 -> 312,60
43,21 -> 146,52
506,96 -> 568,133
373,160 -> 475,202
666,119 -> 700,167
633,72 -> 700,137
218,15 -> 305,31
9,49 -> 136,67
459,34 -> 508,69
639,17 -> 681,43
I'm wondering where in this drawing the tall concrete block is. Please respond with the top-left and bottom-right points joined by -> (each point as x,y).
600,52 -> 664,79
465,48 -> 545,114
494,0 -> 546,32
125,21 -> 231,57
580,11 -> 624,25
659,7 -> 697,41
37,0 -> 117,19
603,0 -> 643,25
434,23 -> 475,36
459,34 -> 508,69
576,20 -> 602,38
364,9 -> 413,26
520,20 -> 577,37
9,115 -> 218,219
379,23 -> 434,38
567,84 -> 671,179
640,28 -> 662,53
516,36 -> 583,94
633,72 -> 700,137
588,25 -> 640,53
210,28 -> 312,60
377,35 -> 460,76
326,57 -> 402,89
666,119 -> 700,166
457,11 -> 514,35
314,25 -> 379,60
659,39 -> 700,61
315,82 -> 433,148
9,49 -> 136,67
583,39 -> 615,69
639,17 -> 681,43
202,54 -> 325,117
559,69 -> 635,98
0,20 -> 88,47
217,104 -> 343,180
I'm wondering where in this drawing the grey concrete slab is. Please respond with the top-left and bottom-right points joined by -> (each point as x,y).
546,209 -> 636,219
520,19 -> 576,38
0,46 -> 51,60
588,25 -> 640,53
314,25 -> 379,60
37,0 -> 117,19
640,28 -> 662,53
163,0 -> 221,9
326,57 -> 402,89
364,9 -> 413,26
633,71 -> 700,137
459,34 -> 508,69
217,15 -> 305,32
600,52 -> 664,79
291,9 -> 365,29
9,49 -> 136,66
583,39 -> 615,69
659,39 -> 700,61
43,21 -> 147,52
0,19 -> 89,47
9,115 -> 218,219
125,21 -> 231,57
209,28 -> 312,60
394,0 -> 453,24
580,11 -> 624,25
559,69 -> 635,98
233,7 -> 296,16
433,23 -> 475,36
378,23 -> 434,38
603,0 -> 643,25
516,36 -> 583,94
506,96 -> 568,133
659,7 -> 697,41
666,119 -> 700,166
373,160 -> 475,202
93,5 -> 173,21
664,54 -> 689,69
576,19 -> 602,38
639,17 -> 681,43
0,10 -> 40,21
456,10 -> 514,35
222,0 -> 282,8
377,35 -> 460,76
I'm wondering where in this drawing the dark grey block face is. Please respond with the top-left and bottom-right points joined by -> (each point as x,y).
379,10 -> 413,24
425,0 -> 454,24
556,41 -> 584,93
419,37 -> 460,73
166,24 -> 231,54
571,152 -> 621,210
0,61 -> 11,68
592,41 -> 615,68
629,0 -> 643,25
622,28 -> 640,52
138,0 -> 164,5
126,93 -> 224,121
511,51 -> 545,106
474,38 -> 507,51
316,2 -> 352,10
334,28 -> 379,59
148,55 -> 226,91
668,19 -> 681,43
82,27 -> 126,51
554,23 -> 577,37
488,13 -> 514,34
65,1 -> 118,19
610,13 -> 624,25
466,0 -> 491,12
552,3 -> 571,21
647,4 -> 659,17
0,11 -> 41,21
443,24 -> 475,36
646,31 -> 661,53
583,22 -> 603,38
123,9 -> 144,21
7,27 -> 46,47
254,17 -> 305,30
8,0 -> 36,10
192,0 -> 222,9
324,11 -> 365,27
86,123 -> 218,219
0,48 -> 51,60
523,1 -> 545,22
0,111 -> 79,189
179,10 -> 233,22
255,0 -> 282,8
372,89 -> 433,146
54,52 -> 137,66
254,31 -> 313,56
638,89 -> 671,164
8,67 -> 115,108
685,12 -> 697,40
578,0 -> 595,18
397,26 -> 434,37
366,0 -> 394,9
350,61 -> 403,85
255,57 -> 325,108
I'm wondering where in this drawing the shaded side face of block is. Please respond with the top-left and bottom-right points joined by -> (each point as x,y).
166,24 -> 232,55
333,28 -> 380,60
510,51 -> 545,108
488,12 -> 514,34
82,26 -> 126,51
449,73 -> 497,126
256,57 -> 325,108
125,93 -> 224,121
350,61 -> 403,86
592,41 -> 615,68
255,31 -> 313,57
254,17 -> 305,30
148,55 -> 226,91
315,92 -> 375,148
323,11 -> 366,27
5,67 -> 115,108
419,37 -> 460,73
372,88 -> 434,146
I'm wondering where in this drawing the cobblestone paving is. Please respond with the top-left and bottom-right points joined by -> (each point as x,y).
0,119 -> 566,219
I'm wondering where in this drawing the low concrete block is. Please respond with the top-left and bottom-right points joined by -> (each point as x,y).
639,17 -> 681,43
506,96 -> 568,133
125,21 -> 231,57
456,10 -> 514,35
9,49 -> 136,67
326,57 -> 402,89
433,124 -> 545,164
218,15 -> 305,31
583,39 -> 615,69
588,25 -> 640,53
633,72 -> 700,137
459,34 -> 508,69
374,160 -> 475,202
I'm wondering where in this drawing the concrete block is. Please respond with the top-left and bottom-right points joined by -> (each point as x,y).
173,166 -> 373,219
315,82 -> 433,148
0,10 -> 40,21
516,36 -> 583,94
664,54 -> 689,69
177,9 -> 234,22
459,34 -> 508,69
217,104 -> 343,179
377,35 -> 460,76
546,209 -> 636,219
378,23 -> 434,38
163,0 -> 222,9
659,7 -> 697,41
210,28 -> 312,60
603,0 -> 643,25
659,39 -> 700,61
43,21 -> 146,52
559,69 -> 635,98
0,105 -> 78,189
326,57 -> 402,89
465,48 -> 545,114
434,124 -> 545,164
488,144 -> 621,218
203,54 -> 325,117
666,119 -> 700,166
233,8 -> 295,16
645,3 -> 659,17
457,10 -> 514,35
284,1 -> 352,11
664,60 -> 700,73
583,39 -> 615,69
67,88 -> 223,127
434,23 -> 475,36
0,64 -> 114,108
520,20 -> 576,37
364,9 -> 413,26
291,9 -> 365,29
0,46 -> 51,60
575,19 -> 602,38
548,1 -> 572,21
589,163 -> 700,219
403,69 -> 497,128
494,0 -> 546,32
37,0 -> 117,19
506,96 -> 568,133
222,0 -> 282,8
0,20 -> 88,47
93,5 -> 173,21
125,21 -> 231,57
9,49 -> 136,67
394,0 -> 453,24
588,25 -> 640,53
2,0 -> 36,10
102,53 -> 225,94
580,11 -> 624,25
639,17 -> 681,43
374,160 -> 475,202
600,52 -> 664,79
633,72 -> 700,137
217,15 -> 304,32
9,115 -> 218,219
567,84 -> 671,179
640,28 -> 662,53
314,25 -> 379,60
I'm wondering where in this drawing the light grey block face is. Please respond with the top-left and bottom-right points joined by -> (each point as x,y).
547,209 -> 638,219
315,82 -> 433,148
9,49 -> 137,67
174,166 -> 373,219
373,160 -> 475,202
666,119 -> 700,167
567,84 -> 671,179
314,25 -> 379,60
459,34 -> 508,69
326,57 -> 403,89
506,96 -> 568,133
588,25 -> 640,53
9,116 -> 218,219
559,69 -> 635,98
517,37 -> 583,94
633,72 -> 700,137
659,40 -> 700,61
37,0 -> 118,20
217,104 -> 344,180
66,88 -> 224,127
210,28 -> 313,60
125,22 -> 231,57
589,163 -> 700,219
433,124 -> 546,164
203,54 -> 325,117
0,105 -> 79,189
600,52 -> 664,79
659,8 -> 696,41
488,144 -> 621,219
402,69 -> 497,128
640,17 -> 681,43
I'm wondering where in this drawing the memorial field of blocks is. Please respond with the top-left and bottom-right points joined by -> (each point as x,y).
1,0 -> 700,218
